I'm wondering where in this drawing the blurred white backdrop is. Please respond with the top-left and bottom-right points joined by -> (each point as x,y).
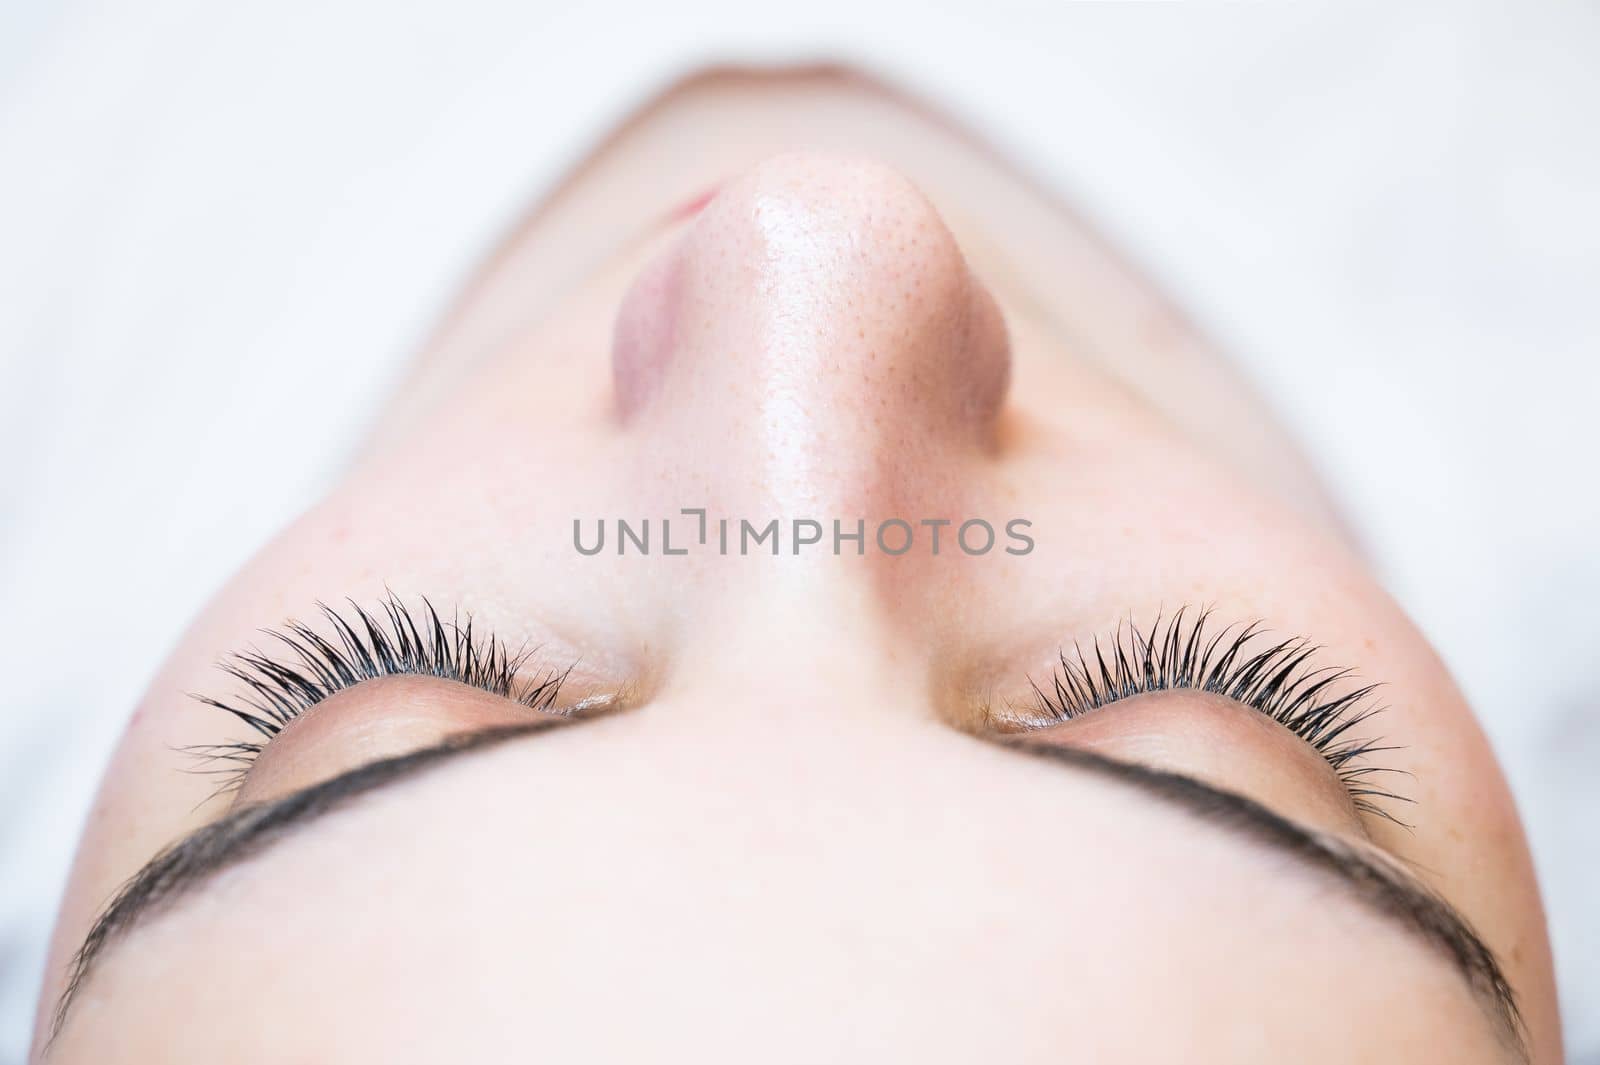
0,1 -> 1596,1060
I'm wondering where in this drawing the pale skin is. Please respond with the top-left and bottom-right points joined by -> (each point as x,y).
34,68 -> 1561,1063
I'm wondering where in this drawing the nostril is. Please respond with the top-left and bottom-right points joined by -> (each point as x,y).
665,183 -> 722,224
608,152 -> 1013,496
611,238 -> 687,421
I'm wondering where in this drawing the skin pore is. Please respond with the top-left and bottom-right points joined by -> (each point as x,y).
35,67 -> 1560,1063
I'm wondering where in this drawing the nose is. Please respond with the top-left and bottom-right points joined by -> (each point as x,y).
611,154 -> 1011,519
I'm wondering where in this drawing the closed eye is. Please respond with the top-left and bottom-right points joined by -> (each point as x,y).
183,593 -> 581,800
1010,607 -> 1413,823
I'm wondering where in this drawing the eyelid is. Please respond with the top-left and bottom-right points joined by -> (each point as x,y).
1005,607 -> 1412,824
185,594 -> 585,802
224,675 -> 590,806
1016,687 -> 1375,837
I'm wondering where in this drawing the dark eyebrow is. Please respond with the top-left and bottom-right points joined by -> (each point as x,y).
48,722 -> 552,1048
1003,740 -> 1526,1060
50,721 -> 1527,1060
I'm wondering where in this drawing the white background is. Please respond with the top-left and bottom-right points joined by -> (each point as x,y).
1,1 -> 1596,1059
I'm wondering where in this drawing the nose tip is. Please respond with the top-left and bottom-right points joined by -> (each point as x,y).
611,155 -> 1010,509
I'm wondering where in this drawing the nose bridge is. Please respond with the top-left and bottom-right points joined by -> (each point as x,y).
611,153 -> 1010,520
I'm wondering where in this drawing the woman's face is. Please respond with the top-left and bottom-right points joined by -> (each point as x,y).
37,75 -> 1559,1064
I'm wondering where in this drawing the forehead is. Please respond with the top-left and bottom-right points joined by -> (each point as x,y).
55,723 -> 1496,1064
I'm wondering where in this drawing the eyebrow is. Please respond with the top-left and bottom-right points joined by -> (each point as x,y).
1004,740 -> 1526,1059
47,722 -> 551,1047
51,724 -> 1526,1060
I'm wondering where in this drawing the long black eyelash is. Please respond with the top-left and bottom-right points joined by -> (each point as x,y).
1026,608 -> 1412,823
184,594 -> 568,796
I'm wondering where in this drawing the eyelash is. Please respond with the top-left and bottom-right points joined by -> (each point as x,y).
186,594 -> 568,795
187,600 -> 1402,818
1025,609 -> 1409,822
